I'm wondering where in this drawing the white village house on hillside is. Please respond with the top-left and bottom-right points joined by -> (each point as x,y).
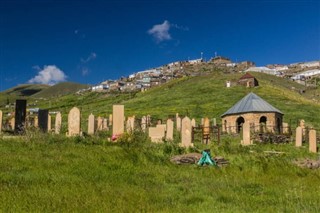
291,69 -> 320,80
244,67 -> 281,76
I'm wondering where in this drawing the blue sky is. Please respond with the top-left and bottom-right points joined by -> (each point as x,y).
1,0 -> 319,91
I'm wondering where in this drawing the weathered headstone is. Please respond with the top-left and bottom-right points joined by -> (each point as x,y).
203,117 -> 210,135
295,126 -> 302,147
309,129 -> 317,153
103,118 -> 108,130
68,107 -> 81,136
282,122 -> 289,134
14,99 -> 27,133
166,119 -> 174,140
0,110 -> 2,133
149,126 -> 165,143
241,122 -> 252,145
112,105 -> 124,136
97,116 -> 103,131
55,112 -> 62,134
34,115 -> 38,128
156,124 -> 166,132
180,116 -> 193,147
191,118 -> 196,127
47,114 -> 51,132
88,113 -> 95,135
38,109 -> 48,132
126,116 -> 135,133
141,116 -> 147,132
176,116 -> 181,131
109,114 -> 113,126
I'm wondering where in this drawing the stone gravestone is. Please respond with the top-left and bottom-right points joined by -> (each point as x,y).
96,116 -> 102,131
180,116 -> 193,147
295,126 -> 302,147
176,116 -> 181,132
34,115 -> 38,128
0,110 -> 2,133
112,105 -> 124,136
156,124 -> 166,133
149,126 -> 165,143
14,99 -> 27,133
103,118 -> 108,130
126,116 -> 135,133
213,118 -> 217,126
309,129 -> 317,153
241,122 -> 252,145
55,112 -> 62,134
38,109 -> 49,133
88,113 -> 95,135
201,118 -> 204,126
68,107 -> 81,136
48,114 -> 52,132
282,122 -> 289,134
141,116 -> 147,132
109,114 -> 113,126
191,118 -> 196,127
166,119 -> 174,140
203,117 -> 210,135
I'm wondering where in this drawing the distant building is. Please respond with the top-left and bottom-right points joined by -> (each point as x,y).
245,67 -> 281,76
210,56 -> 231,66
238,73 -> 259,87
291,69 -> 320,80
300,61 -> 320,69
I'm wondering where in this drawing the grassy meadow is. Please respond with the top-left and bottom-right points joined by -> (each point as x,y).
0,131 -> 319,212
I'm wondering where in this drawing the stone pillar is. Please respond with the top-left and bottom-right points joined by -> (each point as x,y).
309,129 -> 317,153
88,113 -> 95,135
180,116 -> 193,147
67,107 -> 81,137
295,126 -> 303,147
166,119 -> 174,140
55,112 -> 62,134
241,122 -> 251,145
112,105 -> 124,136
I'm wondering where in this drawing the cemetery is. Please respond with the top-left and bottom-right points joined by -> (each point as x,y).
0,87 -> 319,211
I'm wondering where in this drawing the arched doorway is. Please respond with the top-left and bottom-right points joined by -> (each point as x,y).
259,116 -> 267,133
236,117 -> 245,133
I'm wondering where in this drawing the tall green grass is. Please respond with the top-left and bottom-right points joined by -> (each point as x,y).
0,131 -> 319,212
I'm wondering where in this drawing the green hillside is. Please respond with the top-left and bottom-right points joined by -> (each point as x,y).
21,71 -> 320,129
32,82 -> 90,98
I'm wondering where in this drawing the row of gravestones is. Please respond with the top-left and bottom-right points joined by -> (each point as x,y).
240,121 -> 318,153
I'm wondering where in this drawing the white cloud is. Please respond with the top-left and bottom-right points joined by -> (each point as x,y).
28,65 -> 67,85
81,52 -> 97,63
148,20 -> 172,42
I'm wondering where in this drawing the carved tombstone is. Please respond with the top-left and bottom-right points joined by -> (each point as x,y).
176,116 -> 181,132
180,116 -> 193,147
191,118 -> 196,128
241,122 -> 252,145
55,112 -> 62,134
295,126 -> 303,147
309,129 -> 317,153
38,109 -> 48,133
166,119 -> 174,140
149,126 -> 165,143
68,107 -> 81,136
112,105 -> 124,136
14,99 -> 27,133
88,113 -> 95,135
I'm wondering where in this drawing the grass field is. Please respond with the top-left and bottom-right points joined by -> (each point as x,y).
0,131 -> 319,212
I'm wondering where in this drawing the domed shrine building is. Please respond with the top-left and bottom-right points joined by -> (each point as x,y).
221,92 -> 283,133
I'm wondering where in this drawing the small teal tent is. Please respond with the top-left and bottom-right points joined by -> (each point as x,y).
197,150 -> 216,166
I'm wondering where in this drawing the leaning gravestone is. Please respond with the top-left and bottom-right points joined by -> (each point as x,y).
0,110 -> 2,133
68,107 -> 81,136
241,122 -> 252,145
55,112 -> 62,134
166,119 -> 174,140
180,116 -> 193,147
309,129 -> 317,153
14,99 -> 27,133
38,109 -> 49,133
88,113 -> 95,135
112,105 -> 124,136
295,126 -> 302,147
